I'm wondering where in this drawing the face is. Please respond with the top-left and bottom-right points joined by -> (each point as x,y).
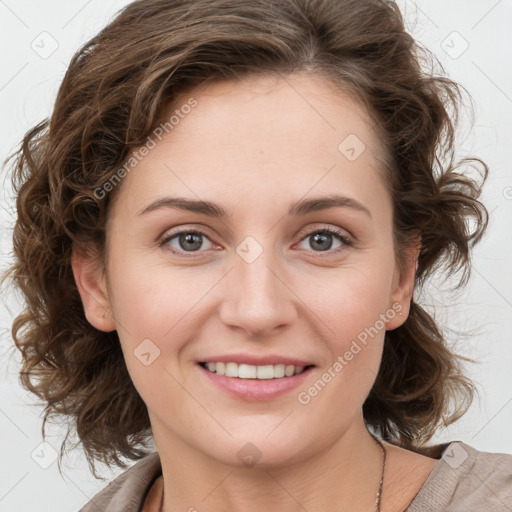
74,72 -> 417,469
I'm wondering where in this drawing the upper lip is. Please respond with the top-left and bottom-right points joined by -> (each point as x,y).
198,353 -> 315,367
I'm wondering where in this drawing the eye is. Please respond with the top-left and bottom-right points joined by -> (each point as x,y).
296,227 -> 352,254
159,229 -> 216,256
159,225 -> 352,257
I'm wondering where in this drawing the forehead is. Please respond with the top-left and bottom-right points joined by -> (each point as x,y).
112,72 -> 391,218
168,72 -> 383,158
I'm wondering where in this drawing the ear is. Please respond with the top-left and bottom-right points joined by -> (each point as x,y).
71,246 -> 116,332
386,235 -> 421,331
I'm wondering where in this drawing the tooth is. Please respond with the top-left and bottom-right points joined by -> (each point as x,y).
238,364 -> 257,378
284,365 -> 295,377
274,364 -> 285,378
225,362 -> 238,377
204,362 -> 307,378
256,365 -> 275,379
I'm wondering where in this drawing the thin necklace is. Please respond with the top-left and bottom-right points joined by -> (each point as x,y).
156,437 -> 387,512
372,435 -> 387,512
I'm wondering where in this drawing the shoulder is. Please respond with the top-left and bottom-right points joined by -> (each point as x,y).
78,451 -> 161,512
408,441 -> 512,511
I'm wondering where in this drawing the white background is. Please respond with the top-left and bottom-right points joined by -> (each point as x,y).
1,1 -> 511,510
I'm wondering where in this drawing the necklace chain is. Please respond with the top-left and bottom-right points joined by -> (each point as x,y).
373,435 -> 387,512
157,436 -> 387,512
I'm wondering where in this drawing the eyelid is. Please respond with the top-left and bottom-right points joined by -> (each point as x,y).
295,223 -> 353,244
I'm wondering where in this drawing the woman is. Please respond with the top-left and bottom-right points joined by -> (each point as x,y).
6,0 -> 511,510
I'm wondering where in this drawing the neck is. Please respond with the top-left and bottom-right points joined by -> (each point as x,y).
152,415 -> 385,512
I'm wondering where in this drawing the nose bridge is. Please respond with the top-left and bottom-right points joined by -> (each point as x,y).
220,240 -> 296,336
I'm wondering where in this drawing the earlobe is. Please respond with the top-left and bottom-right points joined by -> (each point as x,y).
71,247 -> 116,332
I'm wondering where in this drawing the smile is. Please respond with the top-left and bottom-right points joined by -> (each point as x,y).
200,362 -> 311,379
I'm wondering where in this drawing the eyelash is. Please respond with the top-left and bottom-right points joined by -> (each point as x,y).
159,226 -> 352,258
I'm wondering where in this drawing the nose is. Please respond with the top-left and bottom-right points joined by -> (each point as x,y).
219,250 -> 298,338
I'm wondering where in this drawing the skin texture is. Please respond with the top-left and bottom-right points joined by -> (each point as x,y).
73,72 -> 435,512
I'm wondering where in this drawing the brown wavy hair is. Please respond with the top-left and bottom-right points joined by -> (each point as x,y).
3,0 -> 489,475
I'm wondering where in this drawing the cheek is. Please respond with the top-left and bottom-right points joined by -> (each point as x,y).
305,262 -> 394,343
106,252 -> 228,395
108,264 -> 195,415
107,251 -> 199,336
295,262 -> 393,400
293,270 -> 391,427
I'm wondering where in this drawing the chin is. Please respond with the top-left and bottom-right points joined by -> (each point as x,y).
196,427 -> 317,469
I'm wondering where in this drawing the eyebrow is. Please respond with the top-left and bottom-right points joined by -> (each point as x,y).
137,194 -> 372,219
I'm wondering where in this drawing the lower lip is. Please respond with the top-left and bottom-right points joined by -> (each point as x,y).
198,364 -> 314,401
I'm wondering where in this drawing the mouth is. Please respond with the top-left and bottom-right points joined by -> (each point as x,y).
199,361 -> 314,379
197,359 -> 316,401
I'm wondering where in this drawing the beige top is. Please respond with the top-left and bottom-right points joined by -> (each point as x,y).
79,441 -> 512,511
